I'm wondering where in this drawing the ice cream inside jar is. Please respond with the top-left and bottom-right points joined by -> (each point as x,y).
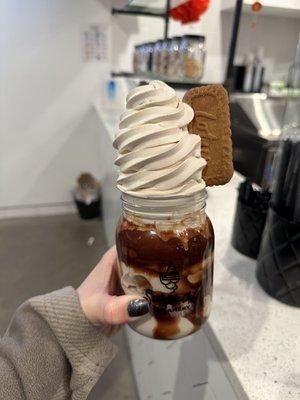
114,80 -> 214,340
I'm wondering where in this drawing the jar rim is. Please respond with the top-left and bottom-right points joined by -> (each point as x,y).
121,189 -> 207,219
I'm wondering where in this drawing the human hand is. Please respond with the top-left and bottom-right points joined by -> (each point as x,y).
77,246 -> 149,333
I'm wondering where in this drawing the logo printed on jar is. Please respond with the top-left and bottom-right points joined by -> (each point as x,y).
159,264 -> 180,292
166,301 -> 194,318
145,289 -> 199,306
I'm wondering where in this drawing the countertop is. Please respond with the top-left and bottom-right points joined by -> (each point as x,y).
206,173 -> 300,400
94,94 -> 300,400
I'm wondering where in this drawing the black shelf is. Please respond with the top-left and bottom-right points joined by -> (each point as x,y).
111,71 -> 208,90
111,6 -> 166,18
112,0 -> 170,39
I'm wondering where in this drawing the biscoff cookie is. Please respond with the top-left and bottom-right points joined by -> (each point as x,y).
183,84 -> 233,186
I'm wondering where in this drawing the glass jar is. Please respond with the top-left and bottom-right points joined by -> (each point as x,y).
152,40 -> 163,76
167,36 -> 182,79
160,38 -> 172,76
133,45 -> 140,73
147,42 -> 155,73
139,43 -> 148,74
116,191 -> 214,340
180,35 -> 206,81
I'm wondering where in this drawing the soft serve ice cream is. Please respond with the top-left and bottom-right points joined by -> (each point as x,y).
113,80 -> 206,198
114,81 -> 214,340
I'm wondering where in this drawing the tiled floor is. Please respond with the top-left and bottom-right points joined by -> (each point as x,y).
0,214 -> 138,400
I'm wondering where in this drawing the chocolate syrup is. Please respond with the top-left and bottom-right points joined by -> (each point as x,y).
116,215 -> 214,340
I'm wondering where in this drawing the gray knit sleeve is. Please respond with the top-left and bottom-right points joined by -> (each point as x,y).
30,287 -> 118,399
0,287 -> 117,400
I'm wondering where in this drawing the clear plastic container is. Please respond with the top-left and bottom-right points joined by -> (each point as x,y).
146,42 -> 155,73
160,38 -> 172,76
180,35 -> 206,81
139,43 -> 148,74
116,191 -> 214,340
167,36 -> 182,79
133,45 -> 140,73
152,40 -> 163,75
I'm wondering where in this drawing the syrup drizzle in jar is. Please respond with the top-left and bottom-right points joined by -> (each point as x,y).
116,215 -> 214,340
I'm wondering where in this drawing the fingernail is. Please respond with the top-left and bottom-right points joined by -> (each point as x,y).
128,299 -> 149,317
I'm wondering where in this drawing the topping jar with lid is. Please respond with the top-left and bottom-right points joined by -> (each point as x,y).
167,36 -> 182,79
180,35 -> 206,81
133,45 -> 142,73
160,38 -> 172,76
152,40 -> 163,75
138,43 -> 148,74
146,42 -> 155,73
116,190 -> 214,340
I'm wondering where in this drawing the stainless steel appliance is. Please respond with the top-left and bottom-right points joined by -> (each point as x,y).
230,93 -> 287,187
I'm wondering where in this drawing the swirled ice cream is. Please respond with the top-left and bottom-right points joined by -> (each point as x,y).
113,80 -> 206,198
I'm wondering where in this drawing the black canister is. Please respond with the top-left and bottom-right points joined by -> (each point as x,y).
256,207 -> 300,307
75,198 -> 101,220
232,199 -> 268,259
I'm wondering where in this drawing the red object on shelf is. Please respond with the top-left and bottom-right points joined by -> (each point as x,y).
251,1 -> 262,12
170,0 -> 210,24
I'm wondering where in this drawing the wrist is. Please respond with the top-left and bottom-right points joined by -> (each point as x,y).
76,286 -> 97,325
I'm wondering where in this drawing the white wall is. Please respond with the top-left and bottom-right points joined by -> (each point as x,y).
0,0 -> 112,212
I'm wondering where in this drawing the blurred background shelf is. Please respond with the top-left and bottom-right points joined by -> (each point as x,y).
112,0 -> 171,18
221,0 -> 300,18
111,6 -> 166,18
119,0 -> 170,9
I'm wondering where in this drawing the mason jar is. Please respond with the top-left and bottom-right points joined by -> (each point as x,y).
146,42 -> 155,73
139,43 -> 148,74
116,190 -> 214,340
152,40 -> 163,75
167,36 -> 182,79
132,45 -> 140,73
180,35 -> 206,81
160,38 -> 172,76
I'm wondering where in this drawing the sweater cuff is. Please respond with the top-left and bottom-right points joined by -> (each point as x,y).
29,287 -> 117,397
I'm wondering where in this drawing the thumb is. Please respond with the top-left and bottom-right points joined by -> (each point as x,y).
102,295 -> 150,325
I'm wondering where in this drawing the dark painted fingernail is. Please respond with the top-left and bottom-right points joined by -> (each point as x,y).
128,299 -> 149,317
